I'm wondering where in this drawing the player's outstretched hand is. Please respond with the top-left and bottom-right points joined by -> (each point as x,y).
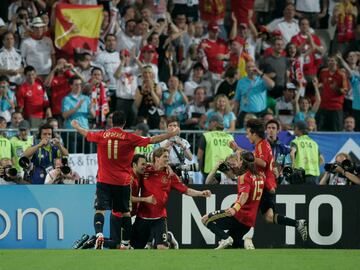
71,120 -> 80,129
202,190 -> 212,197
170,127 -> 180,136
225,207 -> 236,216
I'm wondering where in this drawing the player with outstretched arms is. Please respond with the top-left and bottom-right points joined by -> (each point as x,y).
71,111 -> 181,249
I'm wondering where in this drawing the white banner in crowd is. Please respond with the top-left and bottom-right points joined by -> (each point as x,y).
68,154 -> 98,183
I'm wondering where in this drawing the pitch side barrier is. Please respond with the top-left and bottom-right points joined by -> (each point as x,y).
0,185 -> 359,249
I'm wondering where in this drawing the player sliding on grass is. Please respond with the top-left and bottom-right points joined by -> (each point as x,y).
71,111 -> 181,250
202,151 -> 265,249
230,119 -> 307,249
131,147 -> 212,249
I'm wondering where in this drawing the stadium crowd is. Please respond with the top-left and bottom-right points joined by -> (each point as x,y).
0,0 -> 360,186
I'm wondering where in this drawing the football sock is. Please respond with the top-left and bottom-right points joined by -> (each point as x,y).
121,216 -> 132,242
206,221 -> 229,240
94,213 -> 105,234
275,214 -> 297,227
110,213 -> 122,244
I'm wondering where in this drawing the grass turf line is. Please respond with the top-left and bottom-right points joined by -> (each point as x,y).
0,249 -> 359,270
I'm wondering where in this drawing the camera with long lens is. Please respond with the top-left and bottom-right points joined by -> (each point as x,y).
218,162 -> 232,173
0,165 -> 18,182
282,166 -> 305,184
171,163 -> 200,184
325,159 -> 360,175
19,156 -> 31,170
60,158 -> 71,175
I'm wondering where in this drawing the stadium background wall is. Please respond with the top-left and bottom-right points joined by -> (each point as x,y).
0,185 -> 359,249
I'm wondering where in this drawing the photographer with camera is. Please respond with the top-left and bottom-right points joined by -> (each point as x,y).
44,157 -> 80,184
320,153 -> 360,185
23,123 -> 69,184
0,158 -> 29,185
205,154 -> 239,185
290,121 -> 323,185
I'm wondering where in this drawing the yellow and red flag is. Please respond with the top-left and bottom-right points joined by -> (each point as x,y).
54,3 -> 103,55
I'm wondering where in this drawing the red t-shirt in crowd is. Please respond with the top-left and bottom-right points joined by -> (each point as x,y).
199,0 -> 227,22
200,38 -> 229,75
234,171 -> 265,227
16,80 -> 49,119
50,71 -> 73,115
137,165 -> 188,219
319,68 -> 349,110
86,128 -> 150,186
231,0 -> 255,24
254,139 -> 277,191
290,33 -> 322,76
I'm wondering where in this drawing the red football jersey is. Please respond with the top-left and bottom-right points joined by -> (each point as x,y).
137,165 -> 188,219
254,139 -> 277,190
86,128 -> 150,185
50,71 -> 72,115
234,171 -> 265,227
200,38 -> 229,74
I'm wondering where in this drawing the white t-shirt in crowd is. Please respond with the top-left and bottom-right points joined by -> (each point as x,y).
95,50 -> 121,90
115,66 -> 139,100
267,18 -> 300,44
0,47 -> 23,84
295,0 -> 321,13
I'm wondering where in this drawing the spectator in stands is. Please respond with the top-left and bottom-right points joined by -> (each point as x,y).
17,65 -> 51,128
172,0 -> 199,22
266,3 -> 299,44
44,157 -> 80,184
294,0 -> 327,29
74,52 -> 94,82
318,55 -> 349,131
198,22 -> 229,83
197,113 -> 234,181
0,116 -> 11,159
215,66 -> 238,102
331,0 -> 358,54
113,49 -> 138,128
162,76 -> 189,123
343,115 -> 356,132
137,44 -> 159,83
21,17 -> 55,78
10,120 -> 33,174
0,15 -> 7,37
275,83 -> 296,129
290,18 -> 324,84
319,153 -> 360,185
184,86 -> 207,130
204,94 -> 236,131
8,7 -> 31,49
134,66 -> 162,129
44,58 -> 81,126
6,111 -> 23,138
290,121 -> 322,185
95,34 -> 120,105
234,61 -> 275,128
184,62 -> 211,99
285,42 -> 306,86
226,36 -> 253,79
115,19 -> 142,54
294,77 -> 321,123
306,116 -> 318,132
259,37 -> 289,98
23,123 -> 68,184
0,75 -> 16,124
0,31 -> 23,85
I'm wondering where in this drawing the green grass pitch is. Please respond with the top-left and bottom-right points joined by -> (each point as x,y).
0,249 -> 359,270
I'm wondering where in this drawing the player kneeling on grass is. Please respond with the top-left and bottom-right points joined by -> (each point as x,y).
131,147 -> 211,249
202,151 -> 265,249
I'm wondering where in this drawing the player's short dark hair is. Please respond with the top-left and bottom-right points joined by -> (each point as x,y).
112,111 -> 126,127
246,118 -> 265,139
24,66 -> 36,75
266,119 -> 280,130
132,154 -> 146,167
152,147 -> 169,163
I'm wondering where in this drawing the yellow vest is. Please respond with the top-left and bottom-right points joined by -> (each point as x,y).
292,135 -> 320,176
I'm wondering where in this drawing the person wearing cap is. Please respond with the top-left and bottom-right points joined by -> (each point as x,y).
197,112 -> 234,181
0,116 -> 11,159
20,17 -> 55,77
266,3 -> 300,44
275,82 -> 296,129
10,120 -> 33,173
0,75 -> 17,124
113,49 -> 138,128
290,121 -> 323,185
136,44 -> 159,83
0,31 -> 23,85
198,21 -> 229,82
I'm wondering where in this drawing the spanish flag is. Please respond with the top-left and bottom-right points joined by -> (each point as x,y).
54,4 -> 103,54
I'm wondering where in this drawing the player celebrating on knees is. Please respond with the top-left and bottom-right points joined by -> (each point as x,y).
132,147 -> 211,249
231,119 -> 307,249
71,111 -> 181,250
202,151 -> 264,249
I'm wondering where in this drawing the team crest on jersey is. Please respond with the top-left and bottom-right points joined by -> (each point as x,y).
26,91 -> 32,97
161,175 -> 168,183
37,86 -> 42,90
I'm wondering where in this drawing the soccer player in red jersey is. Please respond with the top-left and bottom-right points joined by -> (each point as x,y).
201,151 -> 264,249
71,111 -> 181,249
242,119 -> 307,248
132,147 -> 211,249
